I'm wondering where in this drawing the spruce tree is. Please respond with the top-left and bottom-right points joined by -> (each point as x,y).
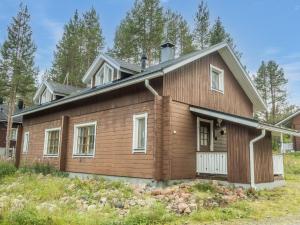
112,0 -> 164,65
164,10 -> 195,56
209,17 -> 241,58
0,3 -> 37,151
50,8 -> 104,86
193,0 -> 210,49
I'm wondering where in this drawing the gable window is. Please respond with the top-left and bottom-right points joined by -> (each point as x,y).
132,113 -> 147,153
210,64 -> 224,93
95,63 -> 114,86
44,128 -> 60,156
73,122 -> 97,157
40,88 -> 52,104
23,132 -> 29,153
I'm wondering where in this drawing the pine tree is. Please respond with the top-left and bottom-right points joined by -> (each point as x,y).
268,61 -> 288,123
254,61 -> 270,121
0,3 -> 37,152
209,17 -> 242,58
193,0 -> 210,49
254,60 -> 288,123
164,10 -> 195,56
112,0 -> 164,65
50,8 -> 104,86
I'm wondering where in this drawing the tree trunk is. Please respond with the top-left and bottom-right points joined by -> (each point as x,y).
5,88 -> 16,158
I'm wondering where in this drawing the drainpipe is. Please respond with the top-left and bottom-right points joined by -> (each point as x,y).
145,79 -> 159,96
249,129 -> 266,189
145,79 -> 161,181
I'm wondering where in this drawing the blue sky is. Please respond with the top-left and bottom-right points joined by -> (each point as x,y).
0,0 -> 300,105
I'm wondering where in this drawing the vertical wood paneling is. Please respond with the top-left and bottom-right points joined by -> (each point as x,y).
227,122 -> 250,184
59,116 -> 69,171
292,116 -> 300,150
253,131 -> 274,183
163,52 -> 253,118
15,125 -> 23,168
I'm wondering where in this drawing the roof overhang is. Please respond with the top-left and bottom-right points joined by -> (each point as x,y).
190,106 -> 300,137
276,110 -> 300,126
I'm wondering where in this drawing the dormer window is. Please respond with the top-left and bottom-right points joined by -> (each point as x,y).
95,63 -> 114,86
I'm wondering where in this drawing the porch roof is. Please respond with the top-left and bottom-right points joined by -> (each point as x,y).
190,106 -> 300,137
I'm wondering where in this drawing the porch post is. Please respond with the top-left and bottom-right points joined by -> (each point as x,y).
15,125 -> 23,168
280,133 -> 284,154
59,115 -> 69,171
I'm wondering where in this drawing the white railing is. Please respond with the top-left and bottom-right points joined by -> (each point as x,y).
196,152 -> 227,175
281,143 -> 293,153
273,154 -> 284,176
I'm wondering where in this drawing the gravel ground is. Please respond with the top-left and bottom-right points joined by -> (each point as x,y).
210,213 -> 300,225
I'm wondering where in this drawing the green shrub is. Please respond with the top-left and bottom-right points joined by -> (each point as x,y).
192,182 -> 216,193
5,208 -> 54,225
0,161 -> 17,178
19,162 -> 68,177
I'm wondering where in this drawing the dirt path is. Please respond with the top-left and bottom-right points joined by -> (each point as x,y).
210,213 -> 300,225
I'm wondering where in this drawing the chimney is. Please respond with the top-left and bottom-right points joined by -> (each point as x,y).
141,53 -> 147,71
160,42 -> 175,63
17,99 -> 24,110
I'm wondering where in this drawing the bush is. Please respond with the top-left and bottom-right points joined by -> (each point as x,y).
192,182 -> 216,193
4,208 -> 54,225
19,162 -> 68,177
0,161 -> 17,179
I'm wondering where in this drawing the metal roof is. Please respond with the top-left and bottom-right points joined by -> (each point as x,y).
14,42 -> 267,117
0,104 -> 22,123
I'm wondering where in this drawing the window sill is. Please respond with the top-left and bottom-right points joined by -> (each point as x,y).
72,154 -> 94,158
211,88 -> 224,94
43,154 -> 59,158
132,149 -> 146,154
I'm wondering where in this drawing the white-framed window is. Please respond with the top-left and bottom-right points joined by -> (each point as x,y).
197,118 -> 214,152
23,131 -> 29,153
11,128 -> 18,141
210,64 -> 224,93
73,121 -> 97,157
132,113 -> 148,153
40,88 -> 52,104
95,63 -> 114,86
43,128 -> 61,157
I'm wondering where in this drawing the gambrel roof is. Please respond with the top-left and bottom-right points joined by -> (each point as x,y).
14,42 -> 267,118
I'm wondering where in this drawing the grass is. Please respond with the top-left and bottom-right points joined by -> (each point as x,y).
0,154 -> 300,224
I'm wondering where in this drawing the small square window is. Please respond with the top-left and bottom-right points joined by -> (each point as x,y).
132,113 -> 148,153
210,64 -> 224,93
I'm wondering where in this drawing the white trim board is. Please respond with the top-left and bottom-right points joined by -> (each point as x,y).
197,117 -> 214,151
43,127 -> 61,157
132,113 -> 148,153
190,106 -> 300,137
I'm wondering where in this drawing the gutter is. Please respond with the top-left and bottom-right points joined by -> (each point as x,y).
145,79 -> 159,96
249,129 -> 266,189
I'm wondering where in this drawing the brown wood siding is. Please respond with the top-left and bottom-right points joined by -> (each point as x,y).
227,123 -> 250,184
292,116 -> 300,150
214,129 -> 227,152
163,52 -> 253,118
253,131 -> 274,183
20,80 -> 163,179
20,119 -> 61,168
169,101 -> 197,180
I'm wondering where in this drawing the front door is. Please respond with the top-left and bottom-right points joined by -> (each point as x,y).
199,121 -> 211,151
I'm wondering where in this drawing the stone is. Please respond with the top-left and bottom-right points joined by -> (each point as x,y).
184,207 -> 191,214
87,204 -> 97,211
178,202 -> 189,213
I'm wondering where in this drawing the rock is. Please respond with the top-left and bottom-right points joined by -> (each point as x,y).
184,207 -> 191,214
178,202 -> 189,213
87,204 -> 96,211
189,203 -> 197,211
113,201 -> 124,209
99,197 -> 107,205
151,189 -> 162,196
222,195 -> 237,204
